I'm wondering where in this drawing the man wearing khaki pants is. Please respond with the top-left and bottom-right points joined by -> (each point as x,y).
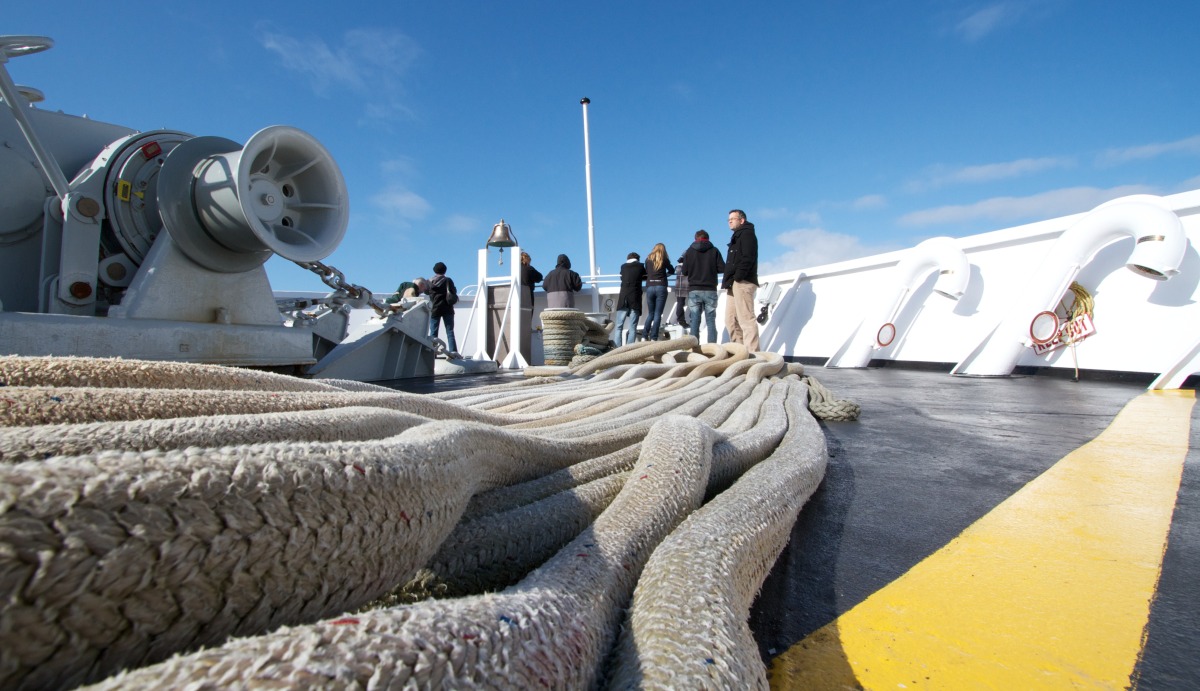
722,209 -> 759,352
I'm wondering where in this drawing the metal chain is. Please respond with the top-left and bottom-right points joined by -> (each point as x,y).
292,259 -> 462,359
293,260 -> 392,316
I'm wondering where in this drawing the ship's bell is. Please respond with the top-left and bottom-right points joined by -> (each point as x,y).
487,219 -> 518,264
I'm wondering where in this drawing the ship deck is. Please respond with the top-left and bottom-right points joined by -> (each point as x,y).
389,365 -> 1198,689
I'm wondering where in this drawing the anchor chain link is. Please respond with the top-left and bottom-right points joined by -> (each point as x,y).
292,259 -> 462,359
293,259 -> 392,317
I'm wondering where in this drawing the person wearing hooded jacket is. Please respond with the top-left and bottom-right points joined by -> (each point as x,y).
682,229 -> 726,343
722,208 -> 759,351
428,262 -> 459,354
613,252 -> 646,346
671,255 -> 689,329
543,254 -> 583,308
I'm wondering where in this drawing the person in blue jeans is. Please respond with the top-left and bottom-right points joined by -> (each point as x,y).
613,252 -> 645,346
427,262 -> 459,354
643,242 -> 674,341
681,229 -> 726,343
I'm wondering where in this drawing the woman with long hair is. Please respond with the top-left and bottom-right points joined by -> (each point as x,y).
643,242 -> 674,341
520,252 -> 543,305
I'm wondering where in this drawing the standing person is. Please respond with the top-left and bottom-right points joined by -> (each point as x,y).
613,252 -> 646,346
428,262 -> 459,354
543,254 -> 583,308
722,209 -> 759,351
682,229 -> 726,343
643,242 -> 674,341
672,255 -> 689,329
520,252 -> 543,306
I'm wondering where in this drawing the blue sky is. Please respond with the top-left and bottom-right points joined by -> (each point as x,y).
7,1 -> 1199,295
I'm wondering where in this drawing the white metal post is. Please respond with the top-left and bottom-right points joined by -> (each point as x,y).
498,244 -> 529,369
581,97 -> 600,313
471,247 -> 490,360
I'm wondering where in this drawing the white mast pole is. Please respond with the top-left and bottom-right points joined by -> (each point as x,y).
581,97 -> 600,312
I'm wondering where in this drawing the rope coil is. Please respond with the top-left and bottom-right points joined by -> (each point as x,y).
0,346 -> 856,689
540,309 -> 590,365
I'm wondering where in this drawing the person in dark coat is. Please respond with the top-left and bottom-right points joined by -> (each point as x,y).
520,252 -> 543,306
613,252 -> 646,346
721,209 -> 759,351
427,262 -> 459,354
682,229 -> 726,343
672,256 -> 689,329
543,254 -> 583,308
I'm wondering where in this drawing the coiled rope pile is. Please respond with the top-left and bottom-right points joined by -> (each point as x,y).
539,308 -> 612,367
0,338 -> 856,689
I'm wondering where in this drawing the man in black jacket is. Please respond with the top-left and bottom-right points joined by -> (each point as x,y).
614,252 -> 646,346
721,209 -> 759,351
682,229 -> 726,343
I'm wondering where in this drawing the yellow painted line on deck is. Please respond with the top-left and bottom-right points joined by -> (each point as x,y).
770,389 -> 1195,690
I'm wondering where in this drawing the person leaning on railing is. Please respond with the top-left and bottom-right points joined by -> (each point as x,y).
543,254 -> 583,308
683,229 -> 726,344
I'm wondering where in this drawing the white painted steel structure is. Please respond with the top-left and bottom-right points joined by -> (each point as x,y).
825,236 -> 970,369
445,191 -> 1200,387
746,189 -> 1200,386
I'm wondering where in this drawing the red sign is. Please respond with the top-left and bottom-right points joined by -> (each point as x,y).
1031,313 -> 1096,355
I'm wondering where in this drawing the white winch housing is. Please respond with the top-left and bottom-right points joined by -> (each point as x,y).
0,35 -> 435,378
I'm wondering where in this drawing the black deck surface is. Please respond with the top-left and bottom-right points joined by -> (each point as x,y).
748,367 -> 1199,689
380,365 -> 1199,688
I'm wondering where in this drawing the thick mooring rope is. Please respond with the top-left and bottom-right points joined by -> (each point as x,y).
0,345 -> 853,690
608,378 -> 828,689
541,308 -> 609,366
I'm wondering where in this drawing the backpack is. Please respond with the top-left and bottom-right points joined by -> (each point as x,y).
432,276 -> 458,307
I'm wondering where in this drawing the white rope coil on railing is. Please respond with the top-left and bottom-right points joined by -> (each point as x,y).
0,344 -> 853,690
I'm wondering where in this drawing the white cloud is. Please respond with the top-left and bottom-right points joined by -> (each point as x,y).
852,194 -> 888,210
754,207 -> 822,225
909,157 -> 1073,191
380,156 -> 420,178
260,32 -> 363,93
259,27 -> 419,121
442,214 -> 482,235
955,3 -> 1023,41
759,227 -> 899,275
1097,135 -> 1200,167
1176,174 -> 1200,192
371,184 -> 432,220
897,184 -> 1155,227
